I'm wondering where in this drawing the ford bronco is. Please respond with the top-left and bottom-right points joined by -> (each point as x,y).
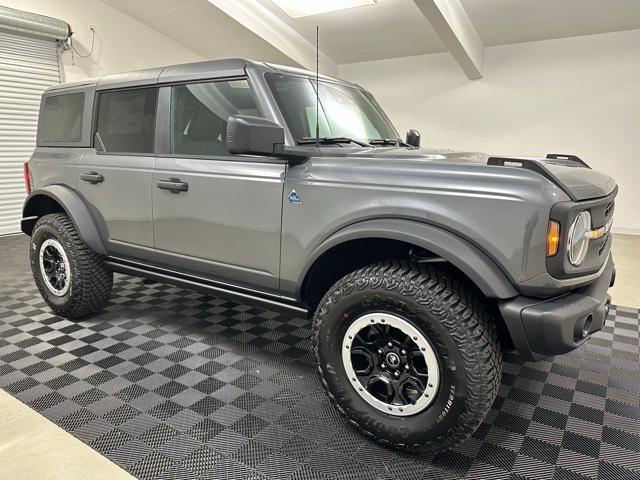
21,59 -> 616,451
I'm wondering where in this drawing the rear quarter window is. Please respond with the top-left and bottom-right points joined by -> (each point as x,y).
41,93 -> 85,142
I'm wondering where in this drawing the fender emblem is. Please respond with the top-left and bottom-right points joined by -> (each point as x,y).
288,189 -> 302,205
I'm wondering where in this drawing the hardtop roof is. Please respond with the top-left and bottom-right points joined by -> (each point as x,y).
46,58 -> 358,93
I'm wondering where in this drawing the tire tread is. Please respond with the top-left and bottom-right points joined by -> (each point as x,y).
312,260 -> 502,451
31,213 -> 112,319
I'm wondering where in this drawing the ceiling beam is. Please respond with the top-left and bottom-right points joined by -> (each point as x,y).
413,0 -> 484,79
206,0 -> 338,76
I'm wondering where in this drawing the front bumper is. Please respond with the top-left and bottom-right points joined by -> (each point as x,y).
499,254 -> 615,361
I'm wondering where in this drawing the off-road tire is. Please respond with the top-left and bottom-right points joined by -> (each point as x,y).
30,213 -> 113,319
313,261 -> 502,451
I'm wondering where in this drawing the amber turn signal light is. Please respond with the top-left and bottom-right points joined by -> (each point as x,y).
547,221 -> 560,257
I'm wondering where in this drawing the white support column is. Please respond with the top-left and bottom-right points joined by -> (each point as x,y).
413,0 -> 484,79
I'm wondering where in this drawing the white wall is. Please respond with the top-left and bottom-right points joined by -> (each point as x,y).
1,0 -> 204,82
339,29 -> 640,234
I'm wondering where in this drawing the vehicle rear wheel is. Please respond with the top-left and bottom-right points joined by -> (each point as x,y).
30,213 -> 113,319
313,261 -> 502,451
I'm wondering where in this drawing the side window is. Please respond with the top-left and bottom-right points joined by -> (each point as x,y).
41,93 -> 84,143
96,88 -> 157,154
170,79 -> 260,156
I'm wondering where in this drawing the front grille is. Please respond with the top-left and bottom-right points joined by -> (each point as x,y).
598,238 -> 609,257
591,200 -> 615,231
604,201 -> 614,218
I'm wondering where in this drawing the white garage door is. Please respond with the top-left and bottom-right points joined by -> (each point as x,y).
0,31 -> 61,235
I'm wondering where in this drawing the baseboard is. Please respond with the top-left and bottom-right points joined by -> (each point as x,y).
612,227 -> 640,236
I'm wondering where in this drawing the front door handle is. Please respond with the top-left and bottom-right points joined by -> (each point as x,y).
157,178 -> 189,194
80,172 -> 104,184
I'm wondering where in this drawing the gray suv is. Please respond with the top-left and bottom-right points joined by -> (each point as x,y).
22,59 -> 616,452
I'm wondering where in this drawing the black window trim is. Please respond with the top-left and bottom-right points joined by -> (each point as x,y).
154,152 -> 287,165
157,74 -> 249,89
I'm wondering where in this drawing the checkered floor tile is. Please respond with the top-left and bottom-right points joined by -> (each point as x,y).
1,234 -> 638,479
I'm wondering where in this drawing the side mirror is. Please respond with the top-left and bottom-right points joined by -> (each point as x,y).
227,115 -> 284,156
406,129 -> 421,148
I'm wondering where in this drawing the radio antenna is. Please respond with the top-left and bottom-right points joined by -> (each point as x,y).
315,25 -> 319,145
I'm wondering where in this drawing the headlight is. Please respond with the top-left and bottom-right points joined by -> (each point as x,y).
567,211 -> 591,266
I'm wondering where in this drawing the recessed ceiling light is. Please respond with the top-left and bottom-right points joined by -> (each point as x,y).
271,0 -> 376,18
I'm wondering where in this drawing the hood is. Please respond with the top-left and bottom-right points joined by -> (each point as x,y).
316,146 -> 616,202
346,146 -> 488,164
540,162 -> 616,201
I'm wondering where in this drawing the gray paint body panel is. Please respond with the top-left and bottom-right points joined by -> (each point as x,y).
158,58 -> 248,84
29,147 -> 81,190
78,150 -> 156,262
152,155 -> 285,291
95,67 -> 164,91
279,152 -> 569,298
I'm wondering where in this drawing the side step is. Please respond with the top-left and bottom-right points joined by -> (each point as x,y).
105,257 -> 308,317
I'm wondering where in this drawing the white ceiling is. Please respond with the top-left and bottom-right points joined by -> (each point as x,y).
102,0 -> 299,67
463,0 -> 640,48
103,0 -> 640,67
258,0 -> 640,64
257,0 -> 446,64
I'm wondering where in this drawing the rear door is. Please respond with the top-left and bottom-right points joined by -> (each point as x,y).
152,78 -> 285,292
78,87 -> 157,262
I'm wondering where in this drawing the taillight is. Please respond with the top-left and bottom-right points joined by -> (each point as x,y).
23,162 -> 32,194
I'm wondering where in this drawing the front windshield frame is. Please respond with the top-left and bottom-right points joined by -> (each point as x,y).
264,72 -> 400,146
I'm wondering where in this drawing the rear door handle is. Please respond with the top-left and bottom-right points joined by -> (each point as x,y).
157,178 -> 188,194
80,172 -> 104,184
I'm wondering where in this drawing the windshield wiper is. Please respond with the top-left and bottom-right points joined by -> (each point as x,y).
369,138 -> 409,147
298,136 -> 370,147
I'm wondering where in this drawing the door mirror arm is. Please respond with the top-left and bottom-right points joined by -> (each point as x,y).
273,144 -> 310,164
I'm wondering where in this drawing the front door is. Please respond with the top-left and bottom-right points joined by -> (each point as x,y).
78,87 -> 157,262
152,79 -> 285,292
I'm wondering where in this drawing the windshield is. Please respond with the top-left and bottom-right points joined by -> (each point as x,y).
265,73 -> 399,145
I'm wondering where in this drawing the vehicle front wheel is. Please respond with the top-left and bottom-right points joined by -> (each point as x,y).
313,261 -> 502,451
30,213 -> 113,319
